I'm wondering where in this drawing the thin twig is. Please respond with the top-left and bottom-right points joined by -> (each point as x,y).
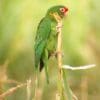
70,90 -> 78,100
56,93 -> 60,100
62,64 -> 96,70
0,83 -> 26,99
26,79 -> 32,100
33,75 -> 38,100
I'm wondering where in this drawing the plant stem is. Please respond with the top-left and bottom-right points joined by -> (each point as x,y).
53,12 -> 73,100
57,20 -> 64,100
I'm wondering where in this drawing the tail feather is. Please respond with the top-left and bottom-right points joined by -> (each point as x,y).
40,59 -> 44,71
40,58 -> 49,83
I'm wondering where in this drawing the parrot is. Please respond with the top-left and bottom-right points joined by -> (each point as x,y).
34,5 -> 68,83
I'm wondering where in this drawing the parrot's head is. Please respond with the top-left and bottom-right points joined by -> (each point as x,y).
46,5 -> 68,20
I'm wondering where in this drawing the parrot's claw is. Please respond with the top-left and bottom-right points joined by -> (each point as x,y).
51,51 -> 64,58
56,24 -> 63,33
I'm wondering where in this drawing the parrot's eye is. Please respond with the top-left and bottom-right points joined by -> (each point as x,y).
60,8 -> 65,13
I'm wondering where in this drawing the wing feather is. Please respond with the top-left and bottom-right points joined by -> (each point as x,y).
34,17 -> 51,68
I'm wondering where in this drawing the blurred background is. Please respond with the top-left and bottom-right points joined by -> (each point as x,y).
0,0 -> 100,100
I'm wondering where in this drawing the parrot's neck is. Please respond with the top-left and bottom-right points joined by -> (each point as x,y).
51,12 -> 62,23
46,12 -> 62,23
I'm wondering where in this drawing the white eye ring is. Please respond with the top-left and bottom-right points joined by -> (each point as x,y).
60,8 -> 65,13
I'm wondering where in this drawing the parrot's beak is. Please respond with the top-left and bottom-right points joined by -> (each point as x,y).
64,7 -> 68,16
64,12 -> 67,16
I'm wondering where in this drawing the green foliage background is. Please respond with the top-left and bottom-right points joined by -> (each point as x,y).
0,0 -> 100,100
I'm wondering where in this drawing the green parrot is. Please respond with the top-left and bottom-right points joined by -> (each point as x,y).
34,5 -> 68,82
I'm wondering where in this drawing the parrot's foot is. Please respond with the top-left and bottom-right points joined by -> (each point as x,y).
56,23 -> 63,33
51,51 -> 64,58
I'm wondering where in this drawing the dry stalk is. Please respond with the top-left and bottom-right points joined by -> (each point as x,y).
53,13 -> 64,99
26,79 -> 32,100
0,83 -> 26,99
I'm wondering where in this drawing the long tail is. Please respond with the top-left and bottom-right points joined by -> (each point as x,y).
34,57 -> 39,99
40,58 -> 44,71
40,58 -> 49,83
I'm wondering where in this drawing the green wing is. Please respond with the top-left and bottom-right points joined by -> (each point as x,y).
34,17 -> 51,69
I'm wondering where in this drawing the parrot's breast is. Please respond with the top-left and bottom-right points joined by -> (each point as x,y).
46,22 -> 58,53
